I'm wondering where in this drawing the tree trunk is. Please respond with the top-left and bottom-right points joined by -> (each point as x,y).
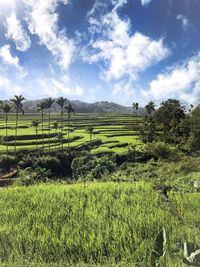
48,109 -> 50,152
42,111 -> 44,149
14,108 -> 18,159
5,114 -> 8,157
68,115 -> 70,148
61,109 -> 63,150
36,127 -> 38,149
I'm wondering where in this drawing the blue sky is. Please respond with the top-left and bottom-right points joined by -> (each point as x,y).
0,0 -> 199,106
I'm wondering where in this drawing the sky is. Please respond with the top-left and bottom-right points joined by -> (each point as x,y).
0,0 -> 199,106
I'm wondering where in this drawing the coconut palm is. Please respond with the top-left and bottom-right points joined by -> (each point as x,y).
10,95 -> 25,157
52,121 -> 59,150
2,103 -> 11,156
132,102 -> 139,116
31,120 -> 40,149
44,98 -> 55,151
145,101 -> 156,116
87,126 -> 94,141
65,103 -> 75,148
36,100 -> 47,148
56,97 -> 67,149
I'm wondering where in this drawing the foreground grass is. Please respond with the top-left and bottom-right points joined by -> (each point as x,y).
0,182 -> 198,266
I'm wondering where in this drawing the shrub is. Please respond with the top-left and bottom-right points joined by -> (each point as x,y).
0,156 -> 16,171
71,154 -> 117,179
15,167 -> 50,186
144,142 -> 179,160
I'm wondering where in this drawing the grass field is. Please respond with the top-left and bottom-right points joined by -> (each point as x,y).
0,113 -> 143,154
0,181 -> 198,266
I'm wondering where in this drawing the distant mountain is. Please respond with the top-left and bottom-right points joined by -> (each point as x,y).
21,99 -> 145,114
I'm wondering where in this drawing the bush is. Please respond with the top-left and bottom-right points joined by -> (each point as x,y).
15,167 -> 50,186
0,156 -> 16,171
144,142 -> 179,160
71,154 -> 117,180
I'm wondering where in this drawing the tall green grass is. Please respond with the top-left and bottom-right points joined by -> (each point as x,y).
1,182 -> 198,266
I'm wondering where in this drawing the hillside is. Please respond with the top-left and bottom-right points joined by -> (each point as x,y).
20,99 -> 145,114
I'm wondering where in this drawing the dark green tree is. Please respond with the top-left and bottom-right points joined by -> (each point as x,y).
10,95 -> 25,157
31,120 -> 41,149
87,126 -> 94,141
44,98 -> 55,151
132,102 -> 139,115
37,100 -> 46,148
65,103 -> 75,148
56,97 -> 67,150
2,103 -> 12,156
155,99 -> 186,144
145,101 -> 156,116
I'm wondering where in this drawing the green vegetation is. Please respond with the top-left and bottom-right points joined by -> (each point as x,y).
1,182 -> 199,266
0,96 -> 200,266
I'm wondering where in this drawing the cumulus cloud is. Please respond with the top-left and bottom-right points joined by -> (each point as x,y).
84,10 -> 169,82
36,77 -> 84,98
143,53 -> 200,104
176,14 -> 190,31
24,0 -> 75,70
5,12 -> 31,51
0,45 -> 27,77
111,0 -> 128,11
141,0 -> 153,7
0,74 -> 23,96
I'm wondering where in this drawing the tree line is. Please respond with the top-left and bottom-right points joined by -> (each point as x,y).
0,95 -> 75,157
140,99 -> 200,153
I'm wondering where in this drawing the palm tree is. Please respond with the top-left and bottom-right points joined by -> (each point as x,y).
132,102 -> 139,116
87,126 -> 94,141
52,121 -> 58,150
31,120 -> 40,149
10,95 -> 25,157
145,101 -> 156,116
2,103 -> 11,156
44,98 -> 55,151
65,103 -> 75,148
36,100 -> 46,148
56,97 -> 67,150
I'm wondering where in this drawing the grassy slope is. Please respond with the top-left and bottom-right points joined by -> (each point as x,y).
0,182 -> 199,266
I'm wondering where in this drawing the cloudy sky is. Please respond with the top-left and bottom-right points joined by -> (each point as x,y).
0,0 -> 199,106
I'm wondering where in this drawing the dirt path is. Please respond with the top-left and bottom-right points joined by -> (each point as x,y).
0,169 -> 18,187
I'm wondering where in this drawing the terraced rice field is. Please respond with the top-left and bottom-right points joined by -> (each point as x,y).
0,113 -> 143,154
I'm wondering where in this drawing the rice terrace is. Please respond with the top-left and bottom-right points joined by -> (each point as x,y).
0,0 -> 200,267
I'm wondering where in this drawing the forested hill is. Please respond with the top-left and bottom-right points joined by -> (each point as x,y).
20,99 -> 145,114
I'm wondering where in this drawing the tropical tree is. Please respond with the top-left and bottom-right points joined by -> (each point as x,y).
145,101 -> 156,116
155,99 -> 186,144
36,100 -> 47,148
56,97 -> 67,149
10,95 -> 25,157
87,126 -> 94,141
44,98 -> 55,151
132,102 -> 139,115
65,103 -> 75,148
2,103 -> 12,156
31,120 -> 40,149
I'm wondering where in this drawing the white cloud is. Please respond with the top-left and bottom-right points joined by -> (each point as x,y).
24,0 -> 75,70
5,12 -> 31,52
0,74 -> 23,96
0,45 -> 27,78
0,45 -> 19,67
111,0 -> 128,11
141,0 -> 153,7
36,77 -> 84,98
85,11 -> 169,82
176,14 -> 190,31
143,53 -> 200,104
